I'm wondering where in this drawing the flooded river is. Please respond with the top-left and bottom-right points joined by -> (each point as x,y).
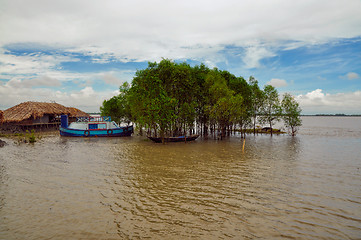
1,117 -> 361,239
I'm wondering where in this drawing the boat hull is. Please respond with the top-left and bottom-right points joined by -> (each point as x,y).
60,126 -> 133,137
147,135 -> 199,143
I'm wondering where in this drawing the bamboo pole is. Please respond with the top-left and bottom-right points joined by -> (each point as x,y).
242,139 -> 246,153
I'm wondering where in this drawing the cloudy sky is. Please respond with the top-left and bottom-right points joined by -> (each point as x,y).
1,0 -> 361,114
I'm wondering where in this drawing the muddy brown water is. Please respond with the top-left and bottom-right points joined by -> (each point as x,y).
1,116 -> 360,239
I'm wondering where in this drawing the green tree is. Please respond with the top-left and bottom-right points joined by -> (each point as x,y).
127,59 -> 194,141
249,76 -> 264,134
281,93 -> 302,136
210,97 -> 231,138
191,63 -> 210,135
118,82 -> 132,124
206,70 -> 235,137
232,77 -> 252,137
260,85 -> 282,136
100,96 -> 122,123
128,70 -> 169,137
100,59 -> 301,140
100,82 -> 132,124
231,94 -> 249,138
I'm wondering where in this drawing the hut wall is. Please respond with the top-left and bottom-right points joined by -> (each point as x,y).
33,115 -> 50,124
18,119 -> 33,125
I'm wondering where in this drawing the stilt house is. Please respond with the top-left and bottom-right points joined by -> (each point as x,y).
0,101 -> 89,132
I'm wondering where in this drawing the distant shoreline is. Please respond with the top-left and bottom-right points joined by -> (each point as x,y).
87,113 -> 361,117
302,114 -> 361,117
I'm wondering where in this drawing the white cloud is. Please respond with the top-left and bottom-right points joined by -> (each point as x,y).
6,76 -> 62,88
346,72 -> 360,80
0,47 -> 132,111
71,86 -> 95,98
296,89 -> 361,114
303,89 -> 325,100
102,74 -> 122,86
101,71 -> 134,86
0,48 -> 78,77
243,46 -> 276,69
339,72 -> 360,80
267,78 -> 287,88
1,0 -> 361,112
0,82 -> 116,112
1,0 -> 360,65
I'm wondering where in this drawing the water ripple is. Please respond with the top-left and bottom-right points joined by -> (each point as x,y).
0,120 -> 361,239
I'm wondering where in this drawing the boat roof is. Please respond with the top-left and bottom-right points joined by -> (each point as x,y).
76,116 -> 111,122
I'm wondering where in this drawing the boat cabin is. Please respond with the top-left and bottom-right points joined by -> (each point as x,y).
67,117 -> 120,131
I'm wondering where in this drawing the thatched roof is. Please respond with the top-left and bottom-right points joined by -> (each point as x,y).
0,110 -> 3,123
66,107 -> 90,118
2,101 -> 89,123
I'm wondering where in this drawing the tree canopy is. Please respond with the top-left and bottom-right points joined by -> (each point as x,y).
281,93 -> 302,136
100,59 -> 302,139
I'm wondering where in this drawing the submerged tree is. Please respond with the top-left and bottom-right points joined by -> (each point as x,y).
100,59 -> 302,140
281,93 -> 302,136
259,85 -> 282,136
249,76 -> 264,135
126,60 -> 195,141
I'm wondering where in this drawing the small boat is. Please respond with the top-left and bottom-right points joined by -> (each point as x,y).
147,135 -> 199,143
59,115 -> 133,137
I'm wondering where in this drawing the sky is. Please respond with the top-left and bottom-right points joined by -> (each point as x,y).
1,0 -> 361,114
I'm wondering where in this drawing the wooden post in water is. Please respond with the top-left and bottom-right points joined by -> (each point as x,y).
242,139 -> 246,153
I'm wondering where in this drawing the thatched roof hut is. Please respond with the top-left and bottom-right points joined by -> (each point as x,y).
1,101 -> 89,124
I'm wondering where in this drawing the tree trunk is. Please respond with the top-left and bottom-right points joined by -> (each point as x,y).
253,116 -> 256,135
203,124 -> 208,136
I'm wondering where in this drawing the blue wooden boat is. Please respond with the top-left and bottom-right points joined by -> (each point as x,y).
59,115 -> 133,137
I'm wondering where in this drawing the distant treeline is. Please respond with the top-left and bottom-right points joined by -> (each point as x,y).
100,59 -> 302,139
302,114 -> 361,116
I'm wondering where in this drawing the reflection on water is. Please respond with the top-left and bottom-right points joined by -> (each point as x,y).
0,117 -> 361,239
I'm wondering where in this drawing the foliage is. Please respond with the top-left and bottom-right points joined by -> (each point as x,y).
249,76 -> 264,134
100,82 -> 132,124
100,59 -> 302,139
259,85 -> 282,136
281,93 -> 302,136
16,129 -> 38,144
27,129 -> 37,143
